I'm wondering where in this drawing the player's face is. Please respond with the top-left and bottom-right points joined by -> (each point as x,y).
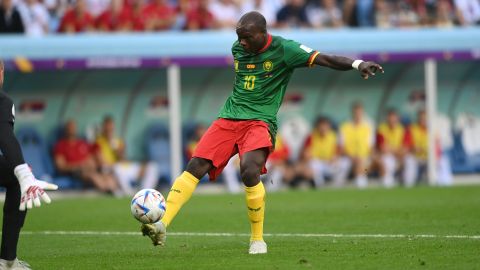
353,106 -> 363,122
418,111 -> 427,127
65,121 -> 77,138
317,121 -> 330,134
104,120 -> 115,137
236,24 -> 266,54
387,113 -> 398,125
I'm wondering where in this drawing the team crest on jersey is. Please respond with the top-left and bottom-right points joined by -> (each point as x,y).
263,60 -> 273,71
234,60 -> 239,72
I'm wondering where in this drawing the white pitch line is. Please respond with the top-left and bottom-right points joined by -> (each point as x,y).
20,231 -> 480,240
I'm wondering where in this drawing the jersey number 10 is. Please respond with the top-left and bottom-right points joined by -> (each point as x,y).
244,75 -> 256,90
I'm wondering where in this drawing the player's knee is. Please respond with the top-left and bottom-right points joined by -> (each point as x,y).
240,161 -> 261,185
186,158 -> 212,179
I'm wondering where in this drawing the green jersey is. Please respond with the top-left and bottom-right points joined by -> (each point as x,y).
218,35 -> 319,137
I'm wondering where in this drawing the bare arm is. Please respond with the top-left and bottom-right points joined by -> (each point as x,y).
313,54 -> 384,79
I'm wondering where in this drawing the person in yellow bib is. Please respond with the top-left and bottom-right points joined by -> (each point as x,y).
375,108 -> 409,188
403,110 -> 452,186
94,115 -> 159,196
339,102 -> 374,188
297,117 -> 350,187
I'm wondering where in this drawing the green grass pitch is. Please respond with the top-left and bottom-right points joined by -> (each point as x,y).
6,186 -> 480,269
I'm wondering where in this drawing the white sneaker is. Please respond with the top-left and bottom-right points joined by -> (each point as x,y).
141,221 -> 166,246
0,258 -> 31,270
249,240 -> 267,254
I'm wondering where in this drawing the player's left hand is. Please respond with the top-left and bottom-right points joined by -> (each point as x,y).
359,62 -> 384,80
14,164 -> 58,211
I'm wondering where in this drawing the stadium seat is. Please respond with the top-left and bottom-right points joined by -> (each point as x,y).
16,127 -> 54,180
145,123 -> 171,184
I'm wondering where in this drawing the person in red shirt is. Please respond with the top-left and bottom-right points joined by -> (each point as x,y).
142,0 -> 176,30
54,119 -> 119,193
127,0 -> 147,31
58,0 -> 94,33
185,0 -> 216,30
96,0 -> 132,31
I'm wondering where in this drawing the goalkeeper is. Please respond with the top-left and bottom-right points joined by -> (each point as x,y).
0,60 -> 58,269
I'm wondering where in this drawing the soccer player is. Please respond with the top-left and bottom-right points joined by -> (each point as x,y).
141,11 -> 384,254
0,60 -> 58,269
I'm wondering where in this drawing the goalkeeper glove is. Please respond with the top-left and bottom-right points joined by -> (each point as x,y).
14,164 -> 58,211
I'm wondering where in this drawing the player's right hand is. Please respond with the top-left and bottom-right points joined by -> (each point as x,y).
14,164 -> 58,211
359,62 -> 384,80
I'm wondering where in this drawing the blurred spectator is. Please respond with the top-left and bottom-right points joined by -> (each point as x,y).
264,135 -> 295,191
276,0 -> 310,28
0,0 -> 25,33
407,0 -> 429,25
307,0 -> 343,28
58,0 -> 94,33
296,117 -> 350,188
185,0 -> 216,30
96,0 -> 131,31
454,0 -> 480,26
86,0 -> 110,17
395,0 -> 419,27
403,110 -> 453,186
127,0 -> 147,31
339,102 -> 374,188
435,0 -> 455,27
356,0 -> 375,27
17,0 -> 50,36
94,116 -> 159,196
375,108 -> 408,187
54,119 -> 119,193
208,0 -> 239,29
404,89 -> 426,121
43,0 -> 72,32
375,0 -> 395,28
142,0 -> 176,31
241,0 -> 277,26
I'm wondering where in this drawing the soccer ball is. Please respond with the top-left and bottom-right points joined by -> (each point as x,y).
131,189 -> 166,224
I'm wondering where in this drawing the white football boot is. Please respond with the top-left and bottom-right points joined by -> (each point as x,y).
141,221 -> 167,246
249,240 -> 267,254
0,258 -> 32,270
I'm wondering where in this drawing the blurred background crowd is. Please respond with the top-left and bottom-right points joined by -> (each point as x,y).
43,100 -> 452,196
1,0 -> 480,36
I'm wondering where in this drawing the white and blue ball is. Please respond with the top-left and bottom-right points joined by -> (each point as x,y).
131,189 -> 166,224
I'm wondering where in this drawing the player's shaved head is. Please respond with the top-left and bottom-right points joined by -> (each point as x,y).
237,11 -> 267,33
236,12 -> 268,53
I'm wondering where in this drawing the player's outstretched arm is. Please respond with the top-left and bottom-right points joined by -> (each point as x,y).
313,54 -> 384,79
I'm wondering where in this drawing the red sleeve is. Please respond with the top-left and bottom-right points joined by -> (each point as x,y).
84,13 -> 94,31
376,131 -> 385,150
58,10 -> 73,32
96,11 -> 110,30
53,141 -> 64,157
403,127 -> 413,149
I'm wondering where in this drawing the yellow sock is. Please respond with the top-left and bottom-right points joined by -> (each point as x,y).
160,171 -> 199,227
245,182 -> 266,241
